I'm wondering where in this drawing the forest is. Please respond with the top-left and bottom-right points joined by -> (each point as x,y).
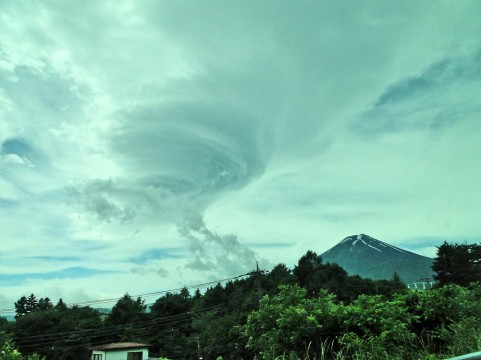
1,241 -> 481,360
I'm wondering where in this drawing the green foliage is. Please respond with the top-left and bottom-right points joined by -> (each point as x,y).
104,294 -> 147,343
433,241 -> 481,286
8,250 -> 481,360
243,282 -> 481,360
14,305 -> 102,359
339,294 -> 418,358
53,299 -> 67,311
14,295 -> 55,319
1,332 -> 45,360
106,293 -> 146,326
244,285 -> 340,359
293,251 -> 324,289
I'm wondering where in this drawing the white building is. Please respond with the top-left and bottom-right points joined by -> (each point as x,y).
91,342 -> 149,360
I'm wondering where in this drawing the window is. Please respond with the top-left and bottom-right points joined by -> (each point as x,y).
127,352 -> 143,360
92,355 -> 102,360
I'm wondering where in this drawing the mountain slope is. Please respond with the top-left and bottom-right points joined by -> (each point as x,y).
321,234 -> 434,283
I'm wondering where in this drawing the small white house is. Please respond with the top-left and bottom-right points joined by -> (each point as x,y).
91,342 -> 149,360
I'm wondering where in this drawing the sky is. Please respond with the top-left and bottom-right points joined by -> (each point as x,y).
1,1 -> 481,312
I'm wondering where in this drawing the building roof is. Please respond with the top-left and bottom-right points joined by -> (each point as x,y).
91,342 -> 150,351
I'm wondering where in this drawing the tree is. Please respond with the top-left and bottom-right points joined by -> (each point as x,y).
293,250 -> 323,287
106,294 -> 147,327
243,284 -> 339,359
1,331 -> 45,360
148,291 -> 194,358
264,263 -> 296,295
37,298 -> 53,311
14,304 -> 102,359
432,242 -> 481,286
25,294 -> 38,314
54,298 -> 68,311
14,296 -> 28,319
194,288 -> 201,300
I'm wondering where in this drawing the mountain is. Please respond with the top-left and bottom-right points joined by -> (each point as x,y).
321,234 -> 434,284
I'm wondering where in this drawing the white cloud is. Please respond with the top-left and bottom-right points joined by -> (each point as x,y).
1,1 -> 481,309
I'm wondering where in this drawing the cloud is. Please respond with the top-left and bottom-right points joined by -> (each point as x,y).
178,215 -> 266,276
69,175 -> 267,276
129,248 -> 185,265
0,267 -> 117,286
131,267 -> 169,278
356,52 -> 481,134
1,0 -> 481,309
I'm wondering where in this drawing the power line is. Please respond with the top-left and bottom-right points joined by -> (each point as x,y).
16,299 -> 252,355
1,272 -> 252,315
14,300 -> 245,344
11,271 -> 262,354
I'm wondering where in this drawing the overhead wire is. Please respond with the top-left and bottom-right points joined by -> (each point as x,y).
12,272 -> 262,355
18,299 -> 253,356
1,272 -> 251,314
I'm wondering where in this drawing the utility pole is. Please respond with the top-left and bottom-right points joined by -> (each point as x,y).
248,261 -> 267,302
197,335 -> 202,360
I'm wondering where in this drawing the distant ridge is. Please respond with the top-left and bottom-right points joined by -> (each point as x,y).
321,234 -> 434,283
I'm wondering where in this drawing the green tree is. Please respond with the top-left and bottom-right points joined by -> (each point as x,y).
390,272 -> 406,291
293,250 -> 323,287
1,331 -> 45,360
417,284 -> 481,353
106,294 -> 146,326
37,298 -> 53,311
14,304 -> 102,359
433,241 -> 481,286
264,263 -> 296,295
54,298 -> 67,311
148,292 -> 194,359
340,294 -> 417,358
243,284 -> 339,359
25,294 -> 38,314
14,296 -> 28,319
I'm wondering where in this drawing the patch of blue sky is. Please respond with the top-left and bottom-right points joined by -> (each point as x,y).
1,138 -> 33,158
0,199 -> 17,207
69,239 -> 110,252
129,247 -> 187,264
0,267 -> 118,286
27,255 -> 80,262
245,242 -> 295,249
397,237 -> 481,250
39,217 -> 71,240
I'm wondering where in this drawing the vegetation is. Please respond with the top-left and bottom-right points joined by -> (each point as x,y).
244,283 -> 481,359
1,242 -> 480,359
432,241 -> 481,286
0,332 -> 44,360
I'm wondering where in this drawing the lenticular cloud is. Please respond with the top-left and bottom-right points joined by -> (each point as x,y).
71,99 -> 273,275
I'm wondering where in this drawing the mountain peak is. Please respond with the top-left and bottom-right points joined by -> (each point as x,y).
321,234 -> 433,283
335,234 -> 409,254
341,234 -> 374,243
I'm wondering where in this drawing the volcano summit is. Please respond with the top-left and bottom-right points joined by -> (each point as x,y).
321,234 -> 434,283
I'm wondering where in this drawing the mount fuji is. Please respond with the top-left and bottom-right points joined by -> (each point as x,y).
321,234 -> 434,283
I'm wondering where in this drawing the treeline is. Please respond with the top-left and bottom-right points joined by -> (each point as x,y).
1,242 -> 480,359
